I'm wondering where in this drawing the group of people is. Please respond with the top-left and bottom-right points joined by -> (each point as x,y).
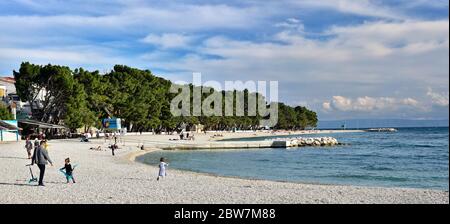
210,133 -> 224,138
173,131 -> 195,141
85,131 -> 121,156
24,137 -> 76,186
24,136 -> 169,186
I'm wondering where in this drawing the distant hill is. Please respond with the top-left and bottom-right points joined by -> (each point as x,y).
317,119 -> 449,129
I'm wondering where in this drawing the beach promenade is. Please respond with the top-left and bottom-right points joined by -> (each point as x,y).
0,131 -> 448,204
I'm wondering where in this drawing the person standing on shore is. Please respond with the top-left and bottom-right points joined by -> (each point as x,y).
110,143 -> 118,156
25,136 -> 33,159
31,141 -> 53,186
157,157 -> 169,181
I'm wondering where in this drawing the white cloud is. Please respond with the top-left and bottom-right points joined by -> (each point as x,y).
0,47 -> 104,64
275,18 -> 304,32
427,88 -> 449,106
401,0 -> 449,9
322,102 -> 331,111
153,20 -> 448,87
0,46 -> 137,75
0,1 -> 448,119
322,96 -> 422,112
138,19 -> 448,120
141,33 -> 195,49
289,0 -> 406,20
325,20 -> 450,58
0,4 -> 265,32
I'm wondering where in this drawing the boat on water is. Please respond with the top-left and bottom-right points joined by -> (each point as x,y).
366,128 -> 398,132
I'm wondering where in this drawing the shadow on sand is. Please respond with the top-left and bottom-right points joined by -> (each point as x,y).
0,182 -> 37,187
0,156 -> 29,160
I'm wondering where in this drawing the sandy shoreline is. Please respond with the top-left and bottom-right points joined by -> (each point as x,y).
0,131 -> 448,204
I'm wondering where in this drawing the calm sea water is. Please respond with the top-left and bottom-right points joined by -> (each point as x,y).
137,127 -> 449,190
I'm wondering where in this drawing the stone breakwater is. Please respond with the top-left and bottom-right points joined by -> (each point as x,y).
272,137 -> 340,147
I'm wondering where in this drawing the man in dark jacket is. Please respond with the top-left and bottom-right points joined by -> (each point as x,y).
31,141 -> 53,186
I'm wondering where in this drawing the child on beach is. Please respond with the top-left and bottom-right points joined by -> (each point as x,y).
157,157 -> 169,181
25,137 -> 33,159
60,158 -> 76,183
109,143 -> 118,156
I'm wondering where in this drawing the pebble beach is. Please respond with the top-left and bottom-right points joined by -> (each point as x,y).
0,132 -> 448,204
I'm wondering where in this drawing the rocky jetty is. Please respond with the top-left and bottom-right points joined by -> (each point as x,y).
272,137 -> 340,147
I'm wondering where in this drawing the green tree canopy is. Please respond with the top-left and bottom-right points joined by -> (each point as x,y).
13,62 -> 318,132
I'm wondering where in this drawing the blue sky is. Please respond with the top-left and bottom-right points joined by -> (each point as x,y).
0,0 -> 448,120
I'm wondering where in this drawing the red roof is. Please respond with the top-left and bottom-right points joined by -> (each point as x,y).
0,77 -> 15,84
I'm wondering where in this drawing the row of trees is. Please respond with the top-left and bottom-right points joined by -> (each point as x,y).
276,103 -> 318,130
13,62 -> 318,132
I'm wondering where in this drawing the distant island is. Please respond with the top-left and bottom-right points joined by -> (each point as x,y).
318,119 -> 449,129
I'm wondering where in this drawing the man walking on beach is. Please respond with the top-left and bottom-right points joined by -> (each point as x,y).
31,141 -> 53,186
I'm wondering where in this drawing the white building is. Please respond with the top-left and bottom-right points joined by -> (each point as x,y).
0,77 -> 16,97
1,76 -> 48,120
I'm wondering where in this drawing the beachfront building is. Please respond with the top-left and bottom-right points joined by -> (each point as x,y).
18,119 -> 69,139
1,77 -> 62,138
0,77 -> 16,97
1,77 -> 35,120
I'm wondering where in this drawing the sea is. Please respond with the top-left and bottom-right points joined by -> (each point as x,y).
137,127 -> 449,190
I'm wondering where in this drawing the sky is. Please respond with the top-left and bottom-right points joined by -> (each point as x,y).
0,0 -> 448,120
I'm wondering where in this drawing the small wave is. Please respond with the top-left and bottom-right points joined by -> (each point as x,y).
362,165 -> 394,171
253,159 -> 271,162
384,143 -> 441,148
331,174 -> 409,182
413,144 -> 442,148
